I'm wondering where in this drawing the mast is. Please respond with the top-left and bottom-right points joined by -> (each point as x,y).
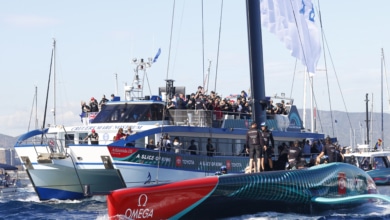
41,40 -> 55,142
35,85 -> 38,130
246,0 -> 266,124
381,48 -> 384,147
310,73 -> 314,132
114,73 -> 118,96
365,93 -> 369,145
303,71 -> 307,129
370,93 -> 374,147
53,39 -> 56,125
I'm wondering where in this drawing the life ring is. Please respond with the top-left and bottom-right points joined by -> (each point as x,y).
48,139 -> 56,152
48,139 -> 55,147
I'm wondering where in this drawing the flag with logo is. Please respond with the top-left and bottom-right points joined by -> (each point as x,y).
260,0 -> 321,73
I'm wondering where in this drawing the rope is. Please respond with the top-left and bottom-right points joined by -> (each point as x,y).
214,0 -> 224,93
201,0 -> 205,87
165,0 -> 176,80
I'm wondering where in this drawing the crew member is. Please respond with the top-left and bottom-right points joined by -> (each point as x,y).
246,121 -> 264,173
261,122 -> 274,171
316,136 -> 340,164
287,140 -> 302,169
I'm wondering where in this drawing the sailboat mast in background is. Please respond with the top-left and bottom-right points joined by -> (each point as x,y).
381,48 -> 384,148
52,39 -> 56,126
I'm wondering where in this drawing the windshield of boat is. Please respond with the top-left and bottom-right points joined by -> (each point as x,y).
92,103 -> 164,123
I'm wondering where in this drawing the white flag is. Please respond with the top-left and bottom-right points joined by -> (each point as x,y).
260,0 -> 321,73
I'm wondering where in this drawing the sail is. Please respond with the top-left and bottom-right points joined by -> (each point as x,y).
260,0 -> 321,73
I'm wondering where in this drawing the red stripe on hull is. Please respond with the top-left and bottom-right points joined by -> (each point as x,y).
107,176 -> 219,219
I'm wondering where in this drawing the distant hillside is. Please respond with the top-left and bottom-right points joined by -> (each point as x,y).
0,134 -> 18,149
299,109 -> 389,148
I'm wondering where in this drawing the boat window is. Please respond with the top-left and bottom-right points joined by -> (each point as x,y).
373,157 -> 386,169
79,133 -> 88,144
65,134 -> 74,145
92,103 -> 164,123
359,157 -> 371,171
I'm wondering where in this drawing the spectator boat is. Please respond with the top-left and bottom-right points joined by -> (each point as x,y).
15,89 -> 325,200
343,145 -> 390,186
0,163 -> 20,194
14,1 -> 328,201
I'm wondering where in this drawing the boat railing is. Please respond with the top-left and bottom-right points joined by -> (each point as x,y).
167,109 -> 252,128
17,134 -> 67,159
167,108 -> 297,132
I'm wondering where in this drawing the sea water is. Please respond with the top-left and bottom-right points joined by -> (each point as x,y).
0,185 -> 389,219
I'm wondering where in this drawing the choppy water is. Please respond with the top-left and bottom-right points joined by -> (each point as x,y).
1,182 -> 389,220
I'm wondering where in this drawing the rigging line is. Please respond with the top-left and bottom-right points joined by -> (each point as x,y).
321,24 -> 354,137
317,2 -> 333,137
165,0 -> 176,79
202,0 -> 205,87
319,17 -> 334,137
383,49 -> 390,110
289,59 -> 298,102
288,0 -> 311,79
308,0 -> 326,135
214,0 -> 224,93
159,0 -> 177,181
145,69 -> 152,96
289,0 -> 322,132
170,2 -> 186,80
319,0 -> 354,139
309,76 -> 324,133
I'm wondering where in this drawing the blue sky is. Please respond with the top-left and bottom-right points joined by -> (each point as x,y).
1,0 -> 390,137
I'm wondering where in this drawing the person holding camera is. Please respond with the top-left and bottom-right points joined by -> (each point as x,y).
194,86 -> 203,99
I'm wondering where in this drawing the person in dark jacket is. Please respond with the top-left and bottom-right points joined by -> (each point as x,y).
260,122 -> 274,171
246,122 -> 264,173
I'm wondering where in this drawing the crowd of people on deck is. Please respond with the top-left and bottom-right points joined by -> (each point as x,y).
165,85 -> 290,120
165,86 -> 252,120
81,94 -> 114,114
80,86 -> 290,121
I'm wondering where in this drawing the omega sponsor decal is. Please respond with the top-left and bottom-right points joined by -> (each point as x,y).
125,194 -> 154,219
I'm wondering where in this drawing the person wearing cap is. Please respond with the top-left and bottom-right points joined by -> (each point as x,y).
260,122 -> 274,171
246,121 -> 264,173
374,138 -> 383,151
89,97 -> 99,112
83,129 -> 99,144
